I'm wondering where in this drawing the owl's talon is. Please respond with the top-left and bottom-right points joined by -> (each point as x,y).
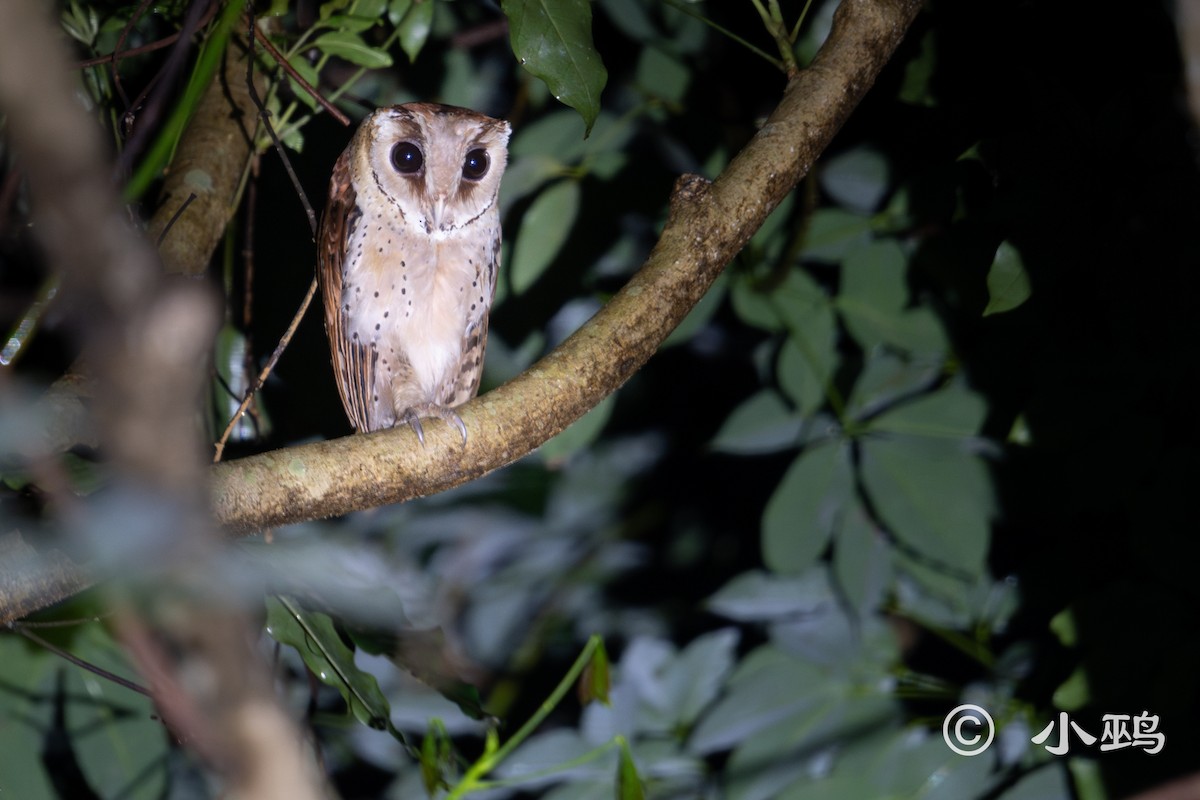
399,404 -> 467,446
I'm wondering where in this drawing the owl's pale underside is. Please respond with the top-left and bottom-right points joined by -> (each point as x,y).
318,103 -> 511,443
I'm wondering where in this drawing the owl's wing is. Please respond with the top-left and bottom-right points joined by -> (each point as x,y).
443,241 -> 500,408
318,150 -> 375,432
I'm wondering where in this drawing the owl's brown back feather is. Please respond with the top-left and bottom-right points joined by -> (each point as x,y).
318,149 -> 376,432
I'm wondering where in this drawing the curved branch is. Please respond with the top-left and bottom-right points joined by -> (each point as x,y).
212,0 -> 924,533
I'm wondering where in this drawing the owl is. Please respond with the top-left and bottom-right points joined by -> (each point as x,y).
317,103 -> 511,444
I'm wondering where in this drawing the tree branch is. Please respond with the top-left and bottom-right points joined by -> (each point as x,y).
212,0 -> 925,533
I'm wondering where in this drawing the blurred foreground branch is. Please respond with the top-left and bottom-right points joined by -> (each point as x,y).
212,0 -> 925,532
0,1 -> 327,796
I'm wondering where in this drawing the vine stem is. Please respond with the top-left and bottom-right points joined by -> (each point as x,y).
446,635 -> 603,799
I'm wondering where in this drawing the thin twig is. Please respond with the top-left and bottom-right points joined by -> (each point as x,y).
155,191 -> 197,247
115,0 -> 211,178
14,624 -> 153,698
251,24 -> 350,126
109,0 -> 155,109
76,32 -> 182,69
213,277 -> 317,462
244,11 -> 317,235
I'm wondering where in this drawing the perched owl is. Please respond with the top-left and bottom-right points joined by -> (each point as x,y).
317,103 -> 511,444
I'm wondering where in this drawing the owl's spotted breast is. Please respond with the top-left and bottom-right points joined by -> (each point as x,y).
317,103 -> 510,442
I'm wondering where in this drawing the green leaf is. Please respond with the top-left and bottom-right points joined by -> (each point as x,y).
419,720 -> 453,794
859,436 -> 993,577
820,148 -> 890,214
845,349 -> 941,421
0,633 -> 70,798
635,46 -> 689,106
321,13 -> 380,33
65,625 -> 168,800
285,54 -> 321,111
579,639 -> 611,705
709,390 -> 803,455
762,442 -> 852,574
832,500 -> 891,618
708,569 -> 837,622
800,208 -> 873,262
995,765 -> 1073,800
314,31 -> 394,68
390,0 -> 434,62
500,154 -> 567,218
983,240 -> 1032,316
869,381 -> 987,439
265,596 -> 395,732
617,739 -> 645,800
836,240 -> 948,353
729,265 -> 825,335
510,179 -> 580,294
776,304 -> 837,415
502,0 -> 608,133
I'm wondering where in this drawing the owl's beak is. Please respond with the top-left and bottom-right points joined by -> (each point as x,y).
431,195 -> 448,231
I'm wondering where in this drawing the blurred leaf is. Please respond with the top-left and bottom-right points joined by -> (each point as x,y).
321,13 -> 380,33
762,442 -> 852,574
868,381 -> 986,439
801,208 -> 872,262
776,305 -> 837,414
730,264 -> 827,338
501,153 -> 567,217
635,46 -> 688,106
668,629 -> 739,727
419,720 -> 453,794
846,349 -> 942,421
511,179 -> 581,294
984,240 -> 1031,316
389,0 -> 434,62
995,764 -> 1073,800
510,109 -> 592,161
709,390 -> 802,455
1052,667 -> 1090,711
821,148 -> 890,213
597,0 -> 656,42
265,596 -> 396,733
707,569 -> 837,622
617,739 -> 645,800
859,436 -> 993,578
832,500 -> 891,618
66,624 -> 168,800
899,29 -> 937,107
346,626 -> 487,720
540,392 -> 614,464
314,31 -> 394,68
688,645 -> 826,754
503,0 -> 608,133
0,634 -> 69,798
836,240 -> 948,353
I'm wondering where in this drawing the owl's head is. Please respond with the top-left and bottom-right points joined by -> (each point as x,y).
351,102 -> 511,235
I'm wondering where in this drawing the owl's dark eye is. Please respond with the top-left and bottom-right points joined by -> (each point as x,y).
462,148 -> 489,180
391,142 -> 423,174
